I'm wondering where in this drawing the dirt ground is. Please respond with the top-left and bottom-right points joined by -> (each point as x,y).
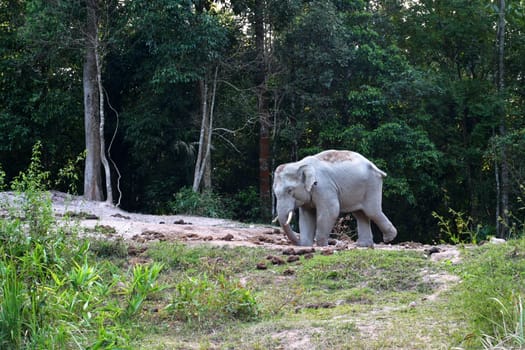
41,191 -> 461,264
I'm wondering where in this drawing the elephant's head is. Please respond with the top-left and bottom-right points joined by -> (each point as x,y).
272,162 -> 317,244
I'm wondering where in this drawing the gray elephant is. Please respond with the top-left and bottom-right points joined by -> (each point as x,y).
272,150 -> 397,247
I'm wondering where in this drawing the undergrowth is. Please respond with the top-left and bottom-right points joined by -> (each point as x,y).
0,144 -> 164,349
452,238 -> 525,349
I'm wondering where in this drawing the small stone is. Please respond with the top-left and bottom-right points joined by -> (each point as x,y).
270,256 -> 286,265
425,246 -> 440,255
256,262 -> 267,270
287,255 -> 300,263
321,249 -> 334,256
222,233 -> 234,241
282,247 -> 296,255
283,268 -> 295,276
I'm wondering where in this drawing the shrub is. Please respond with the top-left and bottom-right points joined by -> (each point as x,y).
230,186 -> 262,223
0,143 -> 163,349
170,186 -> 232,218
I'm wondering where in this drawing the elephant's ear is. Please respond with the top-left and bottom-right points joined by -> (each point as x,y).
300,164 -> 316,192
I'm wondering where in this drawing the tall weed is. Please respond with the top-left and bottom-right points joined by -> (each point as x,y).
0,143 -> 161,348
432,208 -> 483,244
453,237 -> 525,348
0,262 -> 24,349
481,296 -> 524,349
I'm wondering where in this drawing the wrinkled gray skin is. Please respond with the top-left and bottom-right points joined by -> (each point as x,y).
273,150 -> 397,247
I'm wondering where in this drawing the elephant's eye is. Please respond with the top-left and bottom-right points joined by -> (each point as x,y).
286,188 -> 293,194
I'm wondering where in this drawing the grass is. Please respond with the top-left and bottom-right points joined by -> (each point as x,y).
3,205 -> 524,350
127,244 -> 467,349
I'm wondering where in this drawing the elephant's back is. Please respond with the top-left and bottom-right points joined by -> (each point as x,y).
314,150 -> 362,163
314,150 -> 386,178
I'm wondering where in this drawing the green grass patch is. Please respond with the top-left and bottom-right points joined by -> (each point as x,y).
449,240 -> 525,349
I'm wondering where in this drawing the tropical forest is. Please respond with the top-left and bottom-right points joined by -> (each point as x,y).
0,0 -> 525,349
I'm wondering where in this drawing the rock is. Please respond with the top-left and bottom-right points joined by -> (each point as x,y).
295,247 -> 315,255
283,268 -> 295,276
490,237 -> 506,244
221,233 -> 234,241
424,246 -> 440,256
304,253 -> 314,259
287,255 -> 300,263
267,255 -> 286,265
256,262 -> 267,270
282,247 -> 296,255
321,249 -> 334,256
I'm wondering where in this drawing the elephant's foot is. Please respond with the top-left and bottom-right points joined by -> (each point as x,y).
382,227 -> 398,243
356,239 -> 374,248
299,239 -> 314,247
315,237 -> 329,247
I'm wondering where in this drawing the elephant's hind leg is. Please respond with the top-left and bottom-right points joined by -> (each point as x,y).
352,210 -> 374,247
369,212 -> 397,243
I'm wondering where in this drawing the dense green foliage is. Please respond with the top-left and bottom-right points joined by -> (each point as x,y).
1,0 -> 524,242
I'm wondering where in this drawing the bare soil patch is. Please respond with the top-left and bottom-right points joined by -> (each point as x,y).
36,191 -> 463,259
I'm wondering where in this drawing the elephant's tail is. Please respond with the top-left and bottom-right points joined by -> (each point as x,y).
370,163 -> 387,178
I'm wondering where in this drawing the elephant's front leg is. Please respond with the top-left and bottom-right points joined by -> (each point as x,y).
315,206 -> 339,246
298,207 -> 316,246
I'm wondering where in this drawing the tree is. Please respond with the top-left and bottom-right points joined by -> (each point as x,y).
83,0 -> 104,201
23,0 -> 118,202
193,65 -> 219,192
254,0 -> 272,219
495,0 -> 509,237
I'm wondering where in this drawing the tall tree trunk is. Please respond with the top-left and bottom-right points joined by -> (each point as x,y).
193,66 -> 218,192
83,0 -> 103,201
255,0 -> 272,220
496,0 -> 509,238
94,21 -> 113,205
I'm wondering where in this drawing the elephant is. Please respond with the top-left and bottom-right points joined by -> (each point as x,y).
272,150 -> 397,247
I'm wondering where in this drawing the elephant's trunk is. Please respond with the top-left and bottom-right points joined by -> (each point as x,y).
277,210 -> 299,245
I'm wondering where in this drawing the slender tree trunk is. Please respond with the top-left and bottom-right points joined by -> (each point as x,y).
496,0 -> 509,238
83,0 -> 103,201
255,0 -> 272,220
203,66 -> 218,190
193,65 -> 218,192
193,77 -> 208,192
94,25 -> 113,204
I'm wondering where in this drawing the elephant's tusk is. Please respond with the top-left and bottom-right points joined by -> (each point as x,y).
272,216 -> 279,224
286,211 -> 294,225
282,222 -> 299,245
